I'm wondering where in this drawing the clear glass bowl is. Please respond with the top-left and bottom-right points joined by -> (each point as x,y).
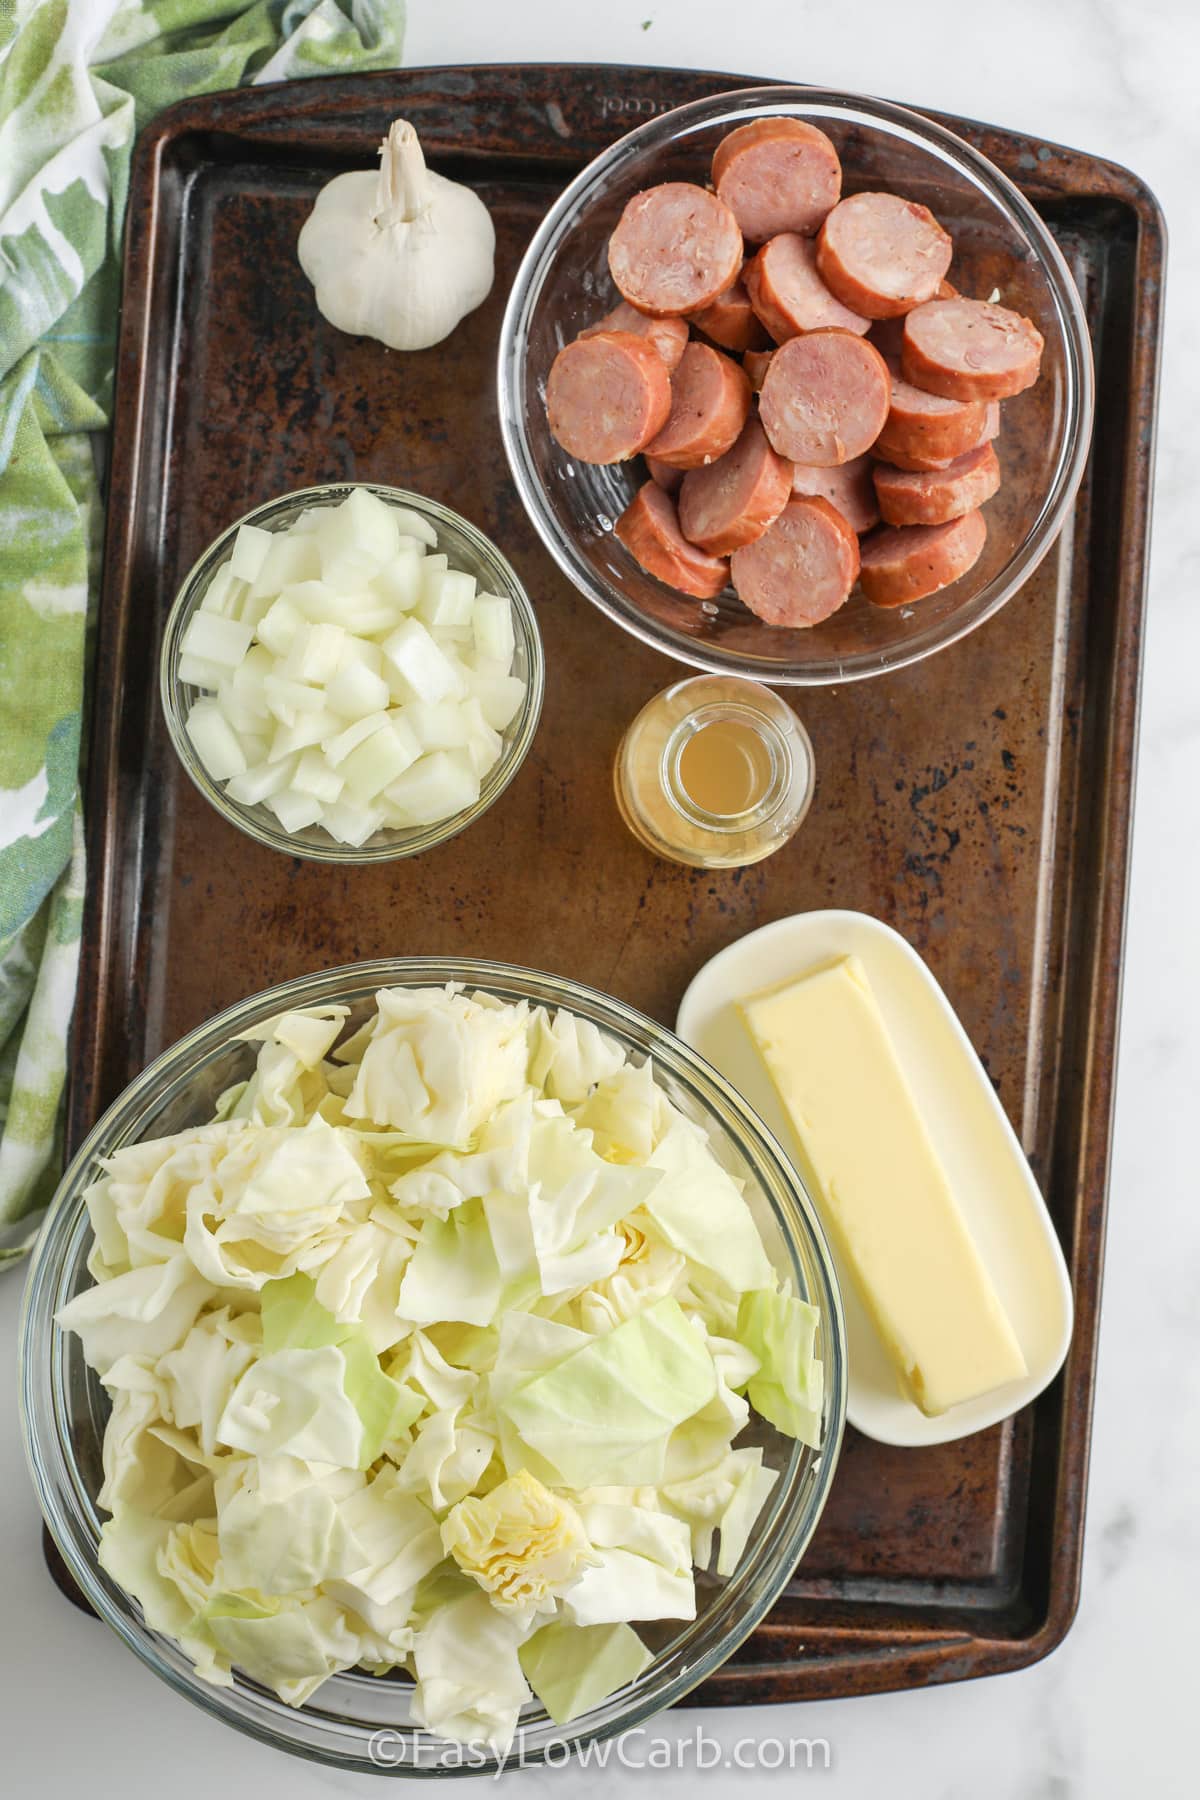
160,487 -> 545,861
498,86 -> 1094,686
20,958 -> 846,1777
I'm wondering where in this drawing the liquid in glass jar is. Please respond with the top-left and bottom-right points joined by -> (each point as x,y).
614,676 -> 815,870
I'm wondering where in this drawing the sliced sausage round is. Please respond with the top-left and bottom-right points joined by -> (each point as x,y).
759,330 -> 891,467
608,183 -> 744,317
712,118 -> 842,242
731,495 -> 860,627
615,482 -> 730,599
579,301 -> 689,372
645,455 -> 684,495
859,510 -> 987,607
874,362 -> 990,468
901,298 -> 1044,401
678,417 -> 793,556
873,404 -> 999,471
546,331 -> 672,464
869,278 -> 956,361
689,277 -> 771,353
743,348 -> 774,392
644,342 -> 752,470
873,443 -> 1001,526
745,234 -> 870,343
791,453 -> 880,534
816,192 -> 953,319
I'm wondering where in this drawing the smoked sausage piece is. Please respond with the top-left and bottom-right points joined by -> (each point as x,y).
759,330 -> 891,467
873,400 -> 999,471
712,118 -> 842,242
743,348 -> 774,392
816,192 -> 953,319
874,363 -> 990,469
901,297 -> 1044,401
745,234 -> 870,342
731,495 -> 860,627
615,482 -> 731,599
645,455 -> 684,495
644,342 -> 752,470
689,277 -> 771,353
791,454 -> 880,533
869,279 -> 958,362
608,183 -> 744,317
579,301 -> 689,372
873,443 -> 1001,526
678,417 -> 794,555
546,331 -> 672,463
859,509 -> 987,607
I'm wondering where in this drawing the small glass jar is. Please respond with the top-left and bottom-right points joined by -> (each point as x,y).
614,676 -> 815,869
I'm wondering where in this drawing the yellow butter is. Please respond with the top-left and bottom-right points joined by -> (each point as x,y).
740,955 -> 1027,1416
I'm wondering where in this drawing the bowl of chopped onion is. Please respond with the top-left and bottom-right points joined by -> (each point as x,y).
21,958 -> 846,1774
160,485 -> 544,861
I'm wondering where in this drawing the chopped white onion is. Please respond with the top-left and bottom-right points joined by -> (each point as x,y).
181,492 -> 526,846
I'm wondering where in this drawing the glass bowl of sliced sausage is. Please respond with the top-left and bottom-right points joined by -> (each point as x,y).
498,86 -> 1093,686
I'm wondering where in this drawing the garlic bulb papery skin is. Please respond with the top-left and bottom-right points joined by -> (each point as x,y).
298,119 -> 496,352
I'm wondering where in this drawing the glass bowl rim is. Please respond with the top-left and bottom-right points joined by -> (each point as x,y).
497,82 -> 1095,688
159,485 -> 546,863
20,955 -> 848,1776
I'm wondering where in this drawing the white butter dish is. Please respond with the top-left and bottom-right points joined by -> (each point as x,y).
676,910 -> 1073,1448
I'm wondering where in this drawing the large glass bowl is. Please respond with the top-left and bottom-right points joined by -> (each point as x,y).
498,86 -> 1093,686
20,958 -> 846,1777
160,487 -> 544,862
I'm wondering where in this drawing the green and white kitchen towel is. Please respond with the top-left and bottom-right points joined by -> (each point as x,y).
0,0 -> 406,1265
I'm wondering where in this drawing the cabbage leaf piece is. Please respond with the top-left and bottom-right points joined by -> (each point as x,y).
736,1288 -> 824,1447
562,1503 -> 695,1625
336,1466 -> 445,1608
158,1308 -> 260,1459
642,1121 -> 775,1295
524,1113 -> 662,1297
237,1004 -> 350,1069
397,1197 -> 502,1327
344,987 -> 528,1146
661,1445 -> 779,1573
55,1254 -> 214,1377
388,1091 -> 534,1220
99,1511 -> 231,1685
527,1006 -> 627,1102
489,1312 -> 592,1486
568,1058 -> 660,1165
391,1404 -> 495,1511
201,1593 -> 363,1706
411,1588 -> 532,1749
219,1306 -> 420,1471
498,1297 -> 716,1488
217,1456 -> 364,1593
519,1619 -> 651,1725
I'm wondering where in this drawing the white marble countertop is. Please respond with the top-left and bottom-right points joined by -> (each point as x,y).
3,3 -> 1194,1794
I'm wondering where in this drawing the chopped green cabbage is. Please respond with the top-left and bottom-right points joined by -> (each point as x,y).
735,1288 -> 824,1447
520,1619 -> 652,1724
499,1298 -> 716,1487
58,985 -> 823,1754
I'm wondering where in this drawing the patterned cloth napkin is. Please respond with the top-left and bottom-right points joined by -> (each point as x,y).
0,0 -> 406,1264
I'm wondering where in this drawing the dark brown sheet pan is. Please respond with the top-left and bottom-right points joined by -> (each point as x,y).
54,64 -> 1163,1704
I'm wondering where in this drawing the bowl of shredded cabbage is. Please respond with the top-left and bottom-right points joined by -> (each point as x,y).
22,959 -> 845,1774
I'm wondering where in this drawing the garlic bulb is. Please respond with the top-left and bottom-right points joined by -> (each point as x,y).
298,119 -> 495,352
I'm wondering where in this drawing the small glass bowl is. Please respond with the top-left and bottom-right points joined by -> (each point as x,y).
21,958 -> 846,1777
498,86 -> 1094,686
160,486 -> 545,861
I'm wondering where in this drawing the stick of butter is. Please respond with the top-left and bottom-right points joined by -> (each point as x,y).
739,955 -> 1026,1416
